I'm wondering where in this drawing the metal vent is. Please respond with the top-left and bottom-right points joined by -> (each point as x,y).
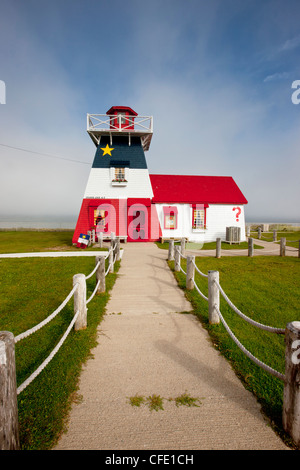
226,226 -> 241,244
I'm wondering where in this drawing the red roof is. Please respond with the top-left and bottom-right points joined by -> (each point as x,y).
150,174 -> 248,204
106,106 -> 138,116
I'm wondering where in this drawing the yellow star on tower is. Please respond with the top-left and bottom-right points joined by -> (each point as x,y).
101,144 -> 114,156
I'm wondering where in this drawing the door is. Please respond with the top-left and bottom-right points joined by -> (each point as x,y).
127,201 -> 149,242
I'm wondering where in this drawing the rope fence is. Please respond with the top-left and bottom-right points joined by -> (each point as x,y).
249,228 -> 300,256
215,306 -> 285,381
169,240 -> 300,447
0,236 -> 121,450
173,243 -> 287,377
167,234 -> 299,261
14,284 -> 79,344
17,309 -> 80,395
238,236 -> 299,257
214,279 -> 285,335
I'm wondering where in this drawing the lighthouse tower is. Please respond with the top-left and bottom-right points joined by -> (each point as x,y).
72,106 -> 160,243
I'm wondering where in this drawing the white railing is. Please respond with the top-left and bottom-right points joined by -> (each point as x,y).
87,114 -> 153,134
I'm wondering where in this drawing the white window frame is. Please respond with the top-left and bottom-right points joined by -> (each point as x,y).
110,167 -> 128,186
115,167 -> 126,181
118,112 -> 126,125
193,209 -> 205,230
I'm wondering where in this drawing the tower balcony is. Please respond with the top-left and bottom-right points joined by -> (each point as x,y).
87,113 -> 153,151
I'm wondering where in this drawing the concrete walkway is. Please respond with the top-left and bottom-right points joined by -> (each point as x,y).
55,243 -> 288,450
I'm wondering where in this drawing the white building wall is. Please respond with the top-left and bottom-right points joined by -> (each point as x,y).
205,204 -> 246,242
155,203 -> 246,242
84,168 -> 154,199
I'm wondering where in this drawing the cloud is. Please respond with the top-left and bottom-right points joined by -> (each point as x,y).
263,72 -> 290,82
279,35 -> 300,52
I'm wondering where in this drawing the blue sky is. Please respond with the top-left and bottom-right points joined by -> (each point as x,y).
0,0 -> 299,222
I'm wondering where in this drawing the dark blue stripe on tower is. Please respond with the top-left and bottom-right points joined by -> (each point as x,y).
92,136 -> 148,169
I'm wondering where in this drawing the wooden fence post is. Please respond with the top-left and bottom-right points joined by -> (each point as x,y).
258,227 -> 261,239
109,242 -> 114,273
181,238 -> 185,257
99,231 -> 103,248
116,237 -> 121,261
186,255 -> 195,290
283,321 -> 300,447
73,274 -> 87,330
168,240 -> 175,261
96,256 -> 106,293
273,230 -> 277,242
216,238 -> 221,258
174,246 -> 181,272
91,229 -> 95,243
208,270 -> 220,324
299,240 -> 300,259
0,331 -> 20,450
280,237 -> 286,257
248,237 -> 253,257
113,238 -> 118,261
87,231 -> 92,246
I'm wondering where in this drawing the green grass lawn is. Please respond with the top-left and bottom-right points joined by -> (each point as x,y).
0,230 -> 106,253
0,255 -> 119,450
169,255 -> 300,448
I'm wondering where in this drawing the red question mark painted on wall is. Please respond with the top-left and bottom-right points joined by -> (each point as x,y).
233,207 -> 241,222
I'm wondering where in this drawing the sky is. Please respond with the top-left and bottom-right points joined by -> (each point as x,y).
0,0 -> 300,223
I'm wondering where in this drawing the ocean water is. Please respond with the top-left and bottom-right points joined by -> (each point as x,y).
0,216 -> 76,230
247,222 -> 300,227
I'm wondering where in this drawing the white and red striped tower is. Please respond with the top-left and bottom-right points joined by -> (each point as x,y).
72,106 -> 161,243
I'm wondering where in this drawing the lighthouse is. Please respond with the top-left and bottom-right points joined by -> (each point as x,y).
72,106 -> 160,243
73,105 -> 248,245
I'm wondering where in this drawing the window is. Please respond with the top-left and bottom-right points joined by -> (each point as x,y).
163,206 -> 178,230
165,214 -> 177,229
193,209 -> 205,229
94,209 -> 106,228
117,112 -> 126,125
114,167 -> 126,181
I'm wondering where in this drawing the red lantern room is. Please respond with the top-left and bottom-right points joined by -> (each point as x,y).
107,106 -> 138,131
